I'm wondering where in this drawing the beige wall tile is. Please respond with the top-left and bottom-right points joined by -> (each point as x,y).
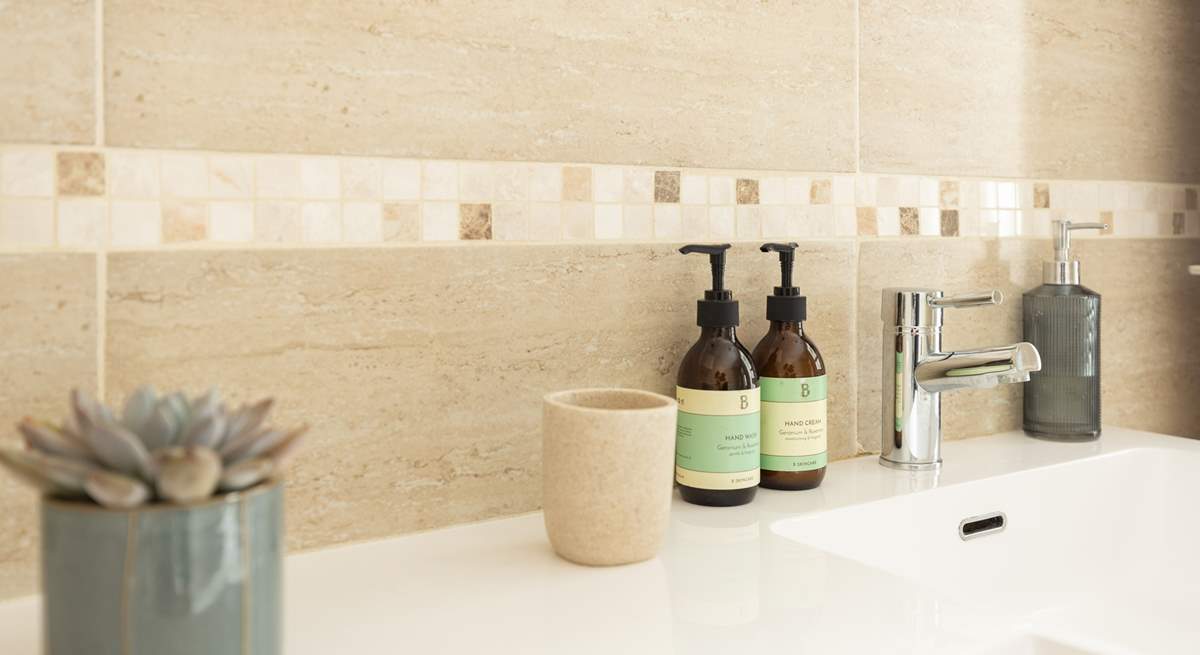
0,0 -> 94,144
0,254 -> 97,600
103,1 -> 855,171
103,242 -> 855,560
860,1 -> 1200,182
1075,239 -> 1200,438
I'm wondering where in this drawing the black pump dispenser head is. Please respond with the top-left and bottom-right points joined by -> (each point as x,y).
679,243 -> 739,327
761,242 -> 807,322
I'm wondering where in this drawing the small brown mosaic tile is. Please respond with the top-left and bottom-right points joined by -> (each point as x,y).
899,207 -> 919,235
383,203 -> 420,241
1033,183 -> 1050,209
562,166 -> 591,202
856,207 -> 877,236
162,201 -> 207,242
459,203 -> 492,240
1100,211 -> 1115,235
1187,188 -> 1197,211
940,209 -> 959,236
1173,212 -> 1185,235
939,181 -> 959,208
57,152 -> 105,196
736,179 -> 759,204
654,171 -> 680,203
810,178 -> 832,204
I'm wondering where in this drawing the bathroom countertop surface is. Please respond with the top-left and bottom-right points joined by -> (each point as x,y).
1,426 -> 1197,654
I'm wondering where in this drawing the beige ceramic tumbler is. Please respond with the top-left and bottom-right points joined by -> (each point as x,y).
542,388 -> 677,565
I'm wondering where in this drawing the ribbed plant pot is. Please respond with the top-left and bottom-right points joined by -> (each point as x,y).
40,483 -> 284,655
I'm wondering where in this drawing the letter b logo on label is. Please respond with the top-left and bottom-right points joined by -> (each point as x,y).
740,395 -> 748,409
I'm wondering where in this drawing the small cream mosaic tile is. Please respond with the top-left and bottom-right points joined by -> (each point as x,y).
209,201 -> 253,242
209,155 -> 253,199
303,202 -> 343,243
161,201 -> 207,243
345,202 -> 384,242
0,144 -> 1195,250
594,204 -> 622,239
422,202 -> 459,241
1,150 -> 54,197
110,201 -> 162,247
57,199 -> 107,246
110,151 -> 160,198
161,153 -> 208,198
0,199 -> 54,245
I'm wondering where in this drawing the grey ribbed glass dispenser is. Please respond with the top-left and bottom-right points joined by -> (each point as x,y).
1022,220 -> 1107,440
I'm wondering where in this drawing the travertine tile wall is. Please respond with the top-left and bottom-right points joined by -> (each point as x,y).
0,0 -> 1198,600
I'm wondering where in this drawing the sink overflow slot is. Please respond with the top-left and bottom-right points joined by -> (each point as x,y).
959,512 -> 1006,541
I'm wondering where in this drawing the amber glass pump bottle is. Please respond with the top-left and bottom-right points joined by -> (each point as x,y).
675,244 -> 760,507
752,243 -> 827,491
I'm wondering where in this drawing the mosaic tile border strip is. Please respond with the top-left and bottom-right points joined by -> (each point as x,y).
0,145 -> 1197,249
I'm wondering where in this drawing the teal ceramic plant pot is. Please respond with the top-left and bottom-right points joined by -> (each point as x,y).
40,483 -> 283,655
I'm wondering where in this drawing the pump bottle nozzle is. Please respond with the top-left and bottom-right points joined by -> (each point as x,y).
760,242 -> 807,322
679,243 -> 731,294
761,242 -> 799,291
680,244 -> 738,327
1046,220 -> 1107,285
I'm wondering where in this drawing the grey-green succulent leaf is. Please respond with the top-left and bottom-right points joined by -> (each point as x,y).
265,426 -> 309,469
140,402 -> 182,451
84,470 -> 151,509
156,447 -> 222,504
85,419 -> 156,481
0,444 -> 92,495
222,428 -> 288,464
120,385 -> 158,437
182,414 -> 226,450
219,457 -> 274,492
18,418 -> 94,463
222,398 -> 274,450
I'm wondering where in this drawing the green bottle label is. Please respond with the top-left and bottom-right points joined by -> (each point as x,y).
675,386 -> 760,490
760,375 -> 827,472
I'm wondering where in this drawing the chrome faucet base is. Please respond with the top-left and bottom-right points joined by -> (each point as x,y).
879,457 -> 941,471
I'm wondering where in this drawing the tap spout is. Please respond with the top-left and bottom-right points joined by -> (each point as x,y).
916,342 -> 1042,393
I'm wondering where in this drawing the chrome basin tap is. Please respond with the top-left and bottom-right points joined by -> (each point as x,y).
880,288 -> 1042,470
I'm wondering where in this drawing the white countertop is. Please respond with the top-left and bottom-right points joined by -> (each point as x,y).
2,426 -> 1196,654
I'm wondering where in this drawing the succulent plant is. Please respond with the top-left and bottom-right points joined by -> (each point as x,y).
0,387 -> 306,509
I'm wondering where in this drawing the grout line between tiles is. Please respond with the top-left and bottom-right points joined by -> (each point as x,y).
854,0 -> 861,174
94,0 -> 105,147
96,250 -> 106,401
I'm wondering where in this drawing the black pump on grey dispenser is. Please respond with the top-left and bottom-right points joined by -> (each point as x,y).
1022,220 -> 1107,441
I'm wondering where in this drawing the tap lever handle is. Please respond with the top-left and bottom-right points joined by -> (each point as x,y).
929,290 -> 1002,309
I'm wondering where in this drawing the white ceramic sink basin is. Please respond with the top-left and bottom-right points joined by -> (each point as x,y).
774,447 -> 1200,654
